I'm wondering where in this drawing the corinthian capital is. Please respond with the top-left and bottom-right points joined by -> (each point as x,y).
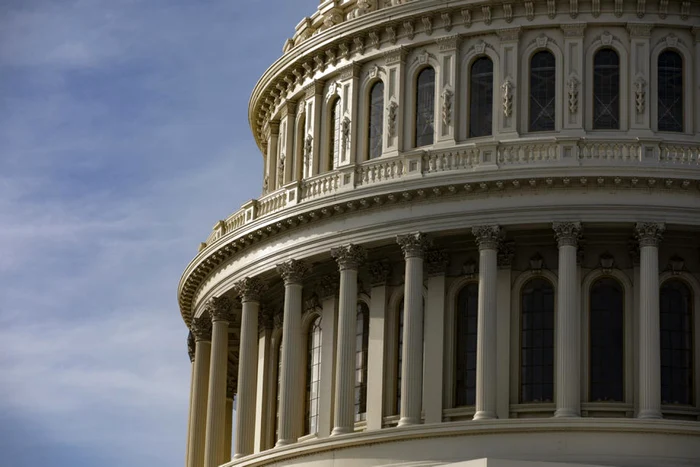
204,296 -> 236,323
472,225 -> 501,250
396,232 -> 432,258
276,259 -> 310,285
234,277 -> 268,302
553,222 -> 583,247
191,314 -> 213,342
635,222 -> 665,247
331,244 -> 367,270
187,331 -> 195,362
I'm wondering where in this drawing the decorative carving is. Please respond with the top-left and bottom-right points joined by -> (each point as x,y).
529,253 -> 544,274
536,34 -> 549,48
561,23 -> 586,37
234,277 -> 267,302
386,26 -> 397,44
442,88 -> 453,127
592,0 -> 601,17
462,258 -> 478,277
569,0 -> 578,17
553,222 -> 583,247
354,36 -> 365,55
461,9 -> 472,27
191,314 -> 213,342
502,3 -> 513,22
384,47 -> 407,65
304,293 -> 322,313
403,20 -> 415,40
441,12 -> 452,31
426,249 -> 449,276
599,252 -> 615,274
342,116 -> 351,150
368,260 -> 391,286
205,296 -> 235,323
681,1 -> 690,20
422,16 -> 433,36
669,255 -> 685,274
547,0 -> 556,18
664,34 -> 678,48
637,0 -> 646,17
368,31 -> 380,49
187,331 -> 195,362
276,259 -> 310,285
350,0 -> 374,19
525,1 -> 535,20
437,35 -> 460,52
634,77 -> 646,114
567,76 -> 579,114
659,0 -> 668,19
501,78 -> 513,117
498,241 -> 516,268
635,222 -> 665,247
304,134 -> 313,177
601,31 -> 613,45
472,225 -> 501,250
387,101 -> 399,138
474,40 -> 487,54
325,49 -> 337,66
614,0 -> 623,17
482,5 -> 492,25
277,153 -> 285,187
396,232 -> 432,258
331,244 -> 367,270
627,23 -> 653,37
497,27 -> 521,42
339,42 -> 350,60
316,273 -> 339,299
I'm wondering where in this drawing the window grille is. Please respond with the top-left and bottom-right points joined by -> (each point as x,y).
593,49 -> 620,129
368,82 -> 384,159
529,51 -> 556,132
658,50 -> 684,132
520,278 -> 555,403
589,278 -> 624,402
455,283 -> 478,407
469,57 -> 494,137
660,280 -> 693,405
415,67 -> 435,147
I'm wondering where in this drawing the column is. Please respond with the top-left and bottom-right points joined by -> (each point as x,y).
203,297 -> 235,467
254,312 -> 273,452
396,232 -> 431,426
553,222 -> 583,418
636,222 -> 665,419
185,332 -> 196,467
423,250 -> 448,424
275,260 -> 310,446
233,277 -> 267,457
331,244 -> 366,435
366,261 -> 390,430
472,225 -> 500,420
187,315 -> 212,467
224,381 -> 234,461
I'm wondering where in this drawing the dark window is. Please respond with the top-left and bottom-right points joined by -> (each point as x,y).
593,49 -> 620,129
396,298 -> 404,415
455,283 -> 478,406
469,57 -> 494,137
529,51 -> 556,132
589,278 -> 624,402
305,317 -> 322,434
521,279 -> 555,403
275,338 -> 282,444
415,67 -> 435,147
367,82 -> 384,159
355,302 -> 370,421
328,98 -> 341,170
658,50 -> 684,132
660,280 -> 693,405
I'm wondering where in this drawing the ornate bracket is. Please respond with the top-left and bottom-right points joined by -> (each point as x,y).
567,76 -> 580,114
442,88 -> 453,127
501,79 -> 513,118
634,77 -> 646,114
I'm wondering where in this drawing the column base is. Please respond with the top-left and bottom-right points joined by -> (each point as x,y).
397,416 -> 420,427
473,411 -> 497,421
637,409 -> 663,419
330,426 -> 354,436
554,408 -> 580,418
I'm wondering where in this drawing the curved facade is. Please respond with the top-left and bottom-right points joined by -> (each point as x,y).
180,2 -> 700,467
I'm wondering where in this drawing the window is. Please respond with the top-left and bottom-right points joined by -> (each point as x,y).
328,98 -> 341,170
367,81 -> 384,159
274,338 -> 282,444
305,317 -> 322,435
396,299 -> 404,415
455,283 -> 478,406
658,50 -> 684,132
589,278 -> 624,402
593,49 -> 620,129
355,302 -> 370,421
415,67 -> 435,147
469,57 -> 493,137
660,280 -> 693,405
529,51 -> 556,132
520,279 -> 555,403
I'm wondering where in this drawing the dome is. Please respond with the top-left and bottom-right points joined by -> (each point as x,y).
181,2 -> 700,467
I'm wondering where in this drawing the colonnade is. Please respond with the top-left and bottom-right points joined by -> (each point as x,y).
184,222 -> 667,467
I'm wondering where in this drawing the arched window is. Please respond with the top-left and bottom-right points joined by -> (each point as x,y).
305,316 -> 322,435
455,283 -> 478,406
589,278 -> 624,402
328,98 -> 341,171
415,67 -> 435,147
469,57 -> 493,137
593,49 -> 620,129
367,81 -> 384,159
660,280 -> 693,405
520,278 -> 555,403
355,302 -> 370,421
529,51 -> 556,132
658,50 -> 684,132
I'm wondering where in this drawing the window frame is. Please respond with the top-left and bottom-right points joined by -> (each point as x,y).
585,39 -> 628,132
520,39 -> 563,135
413,66 -> 437,148
468,56 -> 495,138
303,313 -> 323,436
364,79 -> 385,161
650,42 -> 693,135
459,41 -> 500,142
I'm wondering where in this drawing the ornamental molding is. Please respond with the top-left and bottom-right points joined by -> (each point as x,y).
397,232 -> 432,258
384,47 -> 408,65
626,23 -> 653,37
442,88 -> 454,127
634,76 -> 646,114
316,273 -> 340,299
338,63 -> 361,81
368,260 -> 391,285
472,225 -> 501,250
553,222 -> 583,247
331,244 -> 367,270
635,222 -> 666,247
497,27 -> 521,43
276,259 -> 310,285
304,81 -> 325,99
560,23 -> 586,37
436,35 -> 460,52
426,249 -> 449,276
497,241 -> 516,269
234,277 -> 268,302
567,75 -> 580,114
501,78 -> 513,118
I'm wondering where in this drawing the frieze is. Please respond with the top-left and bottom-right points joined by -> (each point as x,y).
437,35 -> 460,52
426,249 -> 449,276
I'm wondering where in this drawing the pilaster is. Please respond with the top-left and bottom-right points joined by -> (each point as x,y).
264,120 -> 281,192
423,250 -> 448,424
384,48 -> 407,157
336,65 -> 361,168
366,261 -> 390,430
497,28 -> 521,136
561,24 -> 586,131
496,241 -> 514,419
254,322 -> 272,453
279,102 -> 297,185
304,81 -> 325,176
627,24 -> 653,130
317,276 -> 339,438
435,36 -> 460,147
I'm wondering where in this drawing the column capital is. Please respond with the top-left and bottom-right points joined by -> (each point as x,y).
191,314 -> 213,342
368,260 -> 391,286
331,244 -> 367,270
187,331 -> 196,362
635,222 -> 665,247
426,249 -> 449,276
627,23 -> 654,37
553,222 -> 583,247
397,232 -> 432,258
472,225 -> 501,250
234,277 -> 268,303
276,259 -> 310,285
205,296 -> 236,323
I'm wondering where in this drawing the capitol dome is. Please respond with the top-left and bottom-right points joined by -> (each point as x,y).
179,1 -> 700,467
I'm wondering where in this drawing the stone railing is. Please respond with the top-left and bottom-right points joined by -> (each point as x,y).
203,139 -> 700,247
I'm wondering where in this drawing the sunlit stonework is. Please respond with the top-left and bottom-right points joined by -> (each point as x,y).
180,2 -> 700,467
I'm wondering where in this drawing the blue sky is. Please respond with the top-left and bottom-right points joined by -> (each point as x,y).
0,1 -> 315,465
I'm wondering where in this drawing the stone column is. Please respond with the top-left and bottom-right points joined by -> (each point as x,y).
254,311 -> 273,452
203,297 -> 235,467
316,275 -> 338,438
636,222 -> 665,419
423,250 -> 448,424
275,260 -> 310,446
366,261 -> 390,430
330,244 -> 366,435
553,222 -> 583,418
233,277 -> 267,457
224,381 -> 234,461
185,332 -> 196,467
396,232 -> 431,426
187,315 -> 212,467
472,225 -> 500,420
263,120 -> 280,192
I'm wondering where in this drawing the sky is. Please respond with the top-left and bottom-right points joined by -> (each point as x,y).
0,0 -> 316,465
